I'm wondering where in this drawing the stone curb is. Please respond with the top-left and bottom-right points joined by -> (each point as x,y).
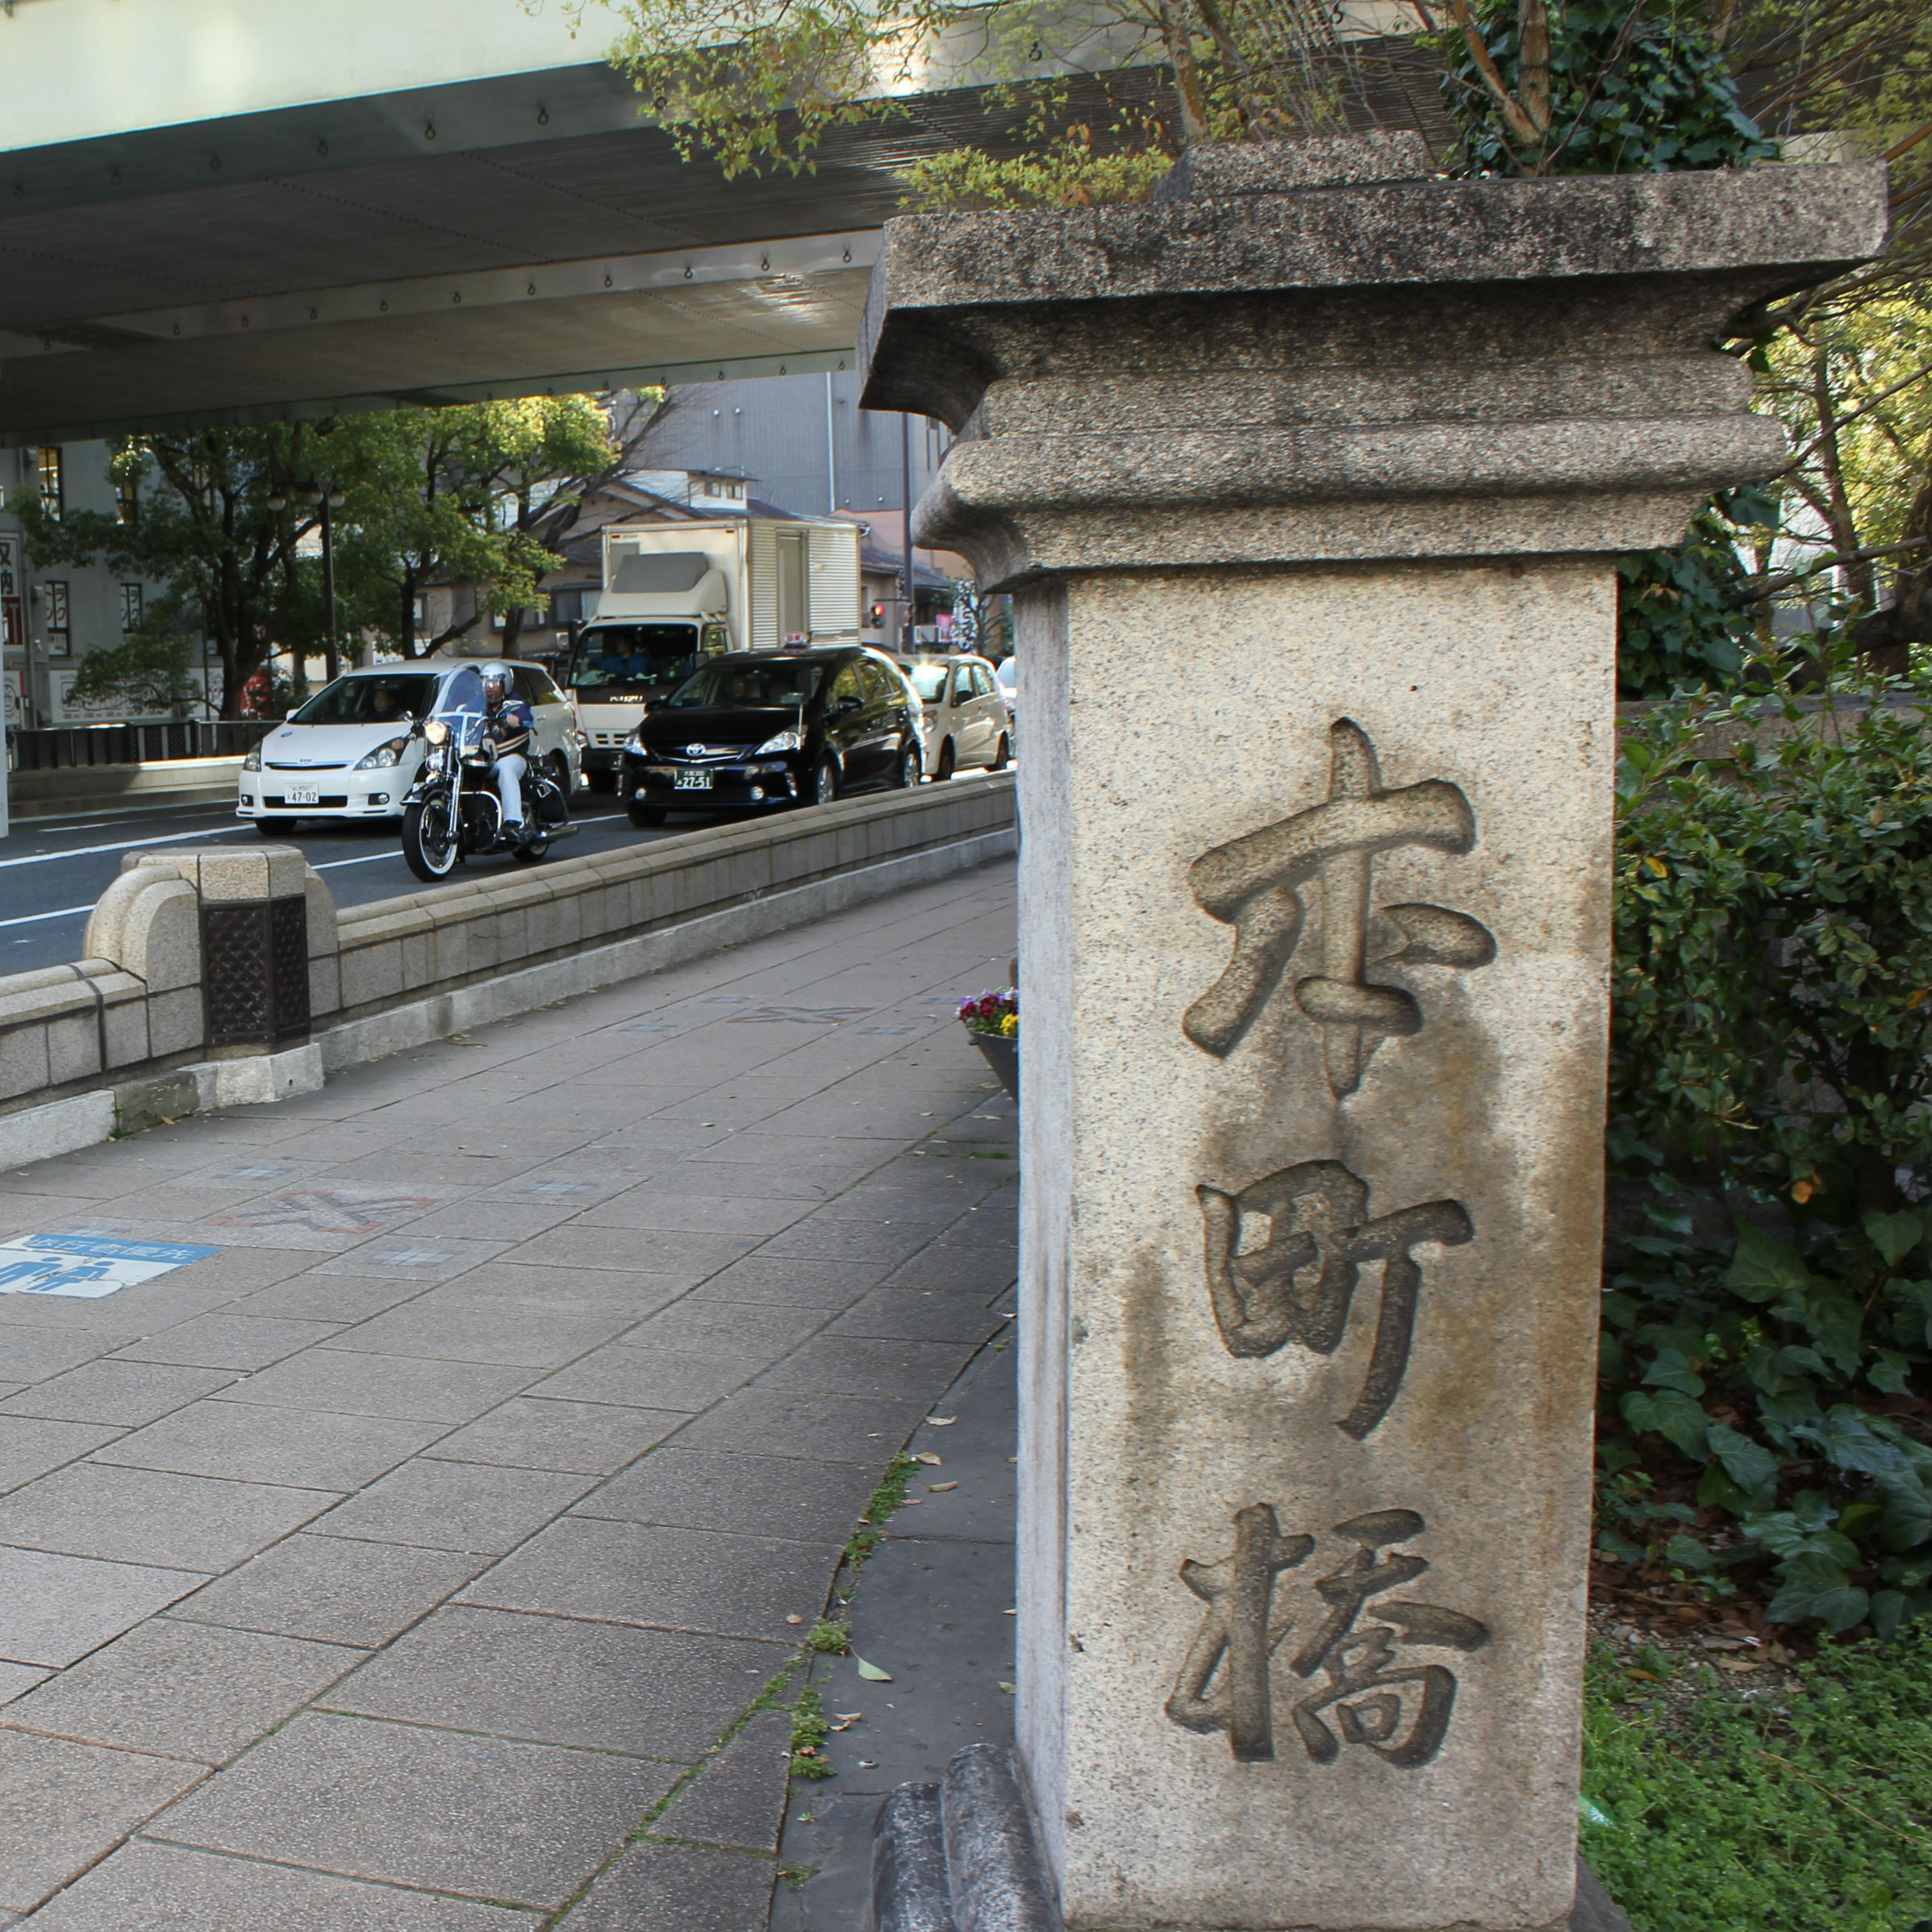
874,1746 -> 1060,1932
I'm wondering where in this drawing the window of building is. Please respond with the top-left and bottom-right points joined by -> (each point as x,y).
44,579 -> 70,657
36,447 -> 62,521
121,584 -> 144,632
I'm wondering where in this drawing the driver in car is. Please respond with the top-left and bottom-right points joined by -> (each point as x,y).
479,663 -> 535,841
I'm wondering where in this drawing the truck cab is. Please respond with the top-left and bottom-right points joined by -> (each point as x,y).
569,618 -> 727,784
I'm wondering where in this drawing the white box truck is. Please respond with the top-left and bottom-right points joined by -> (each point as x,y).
566,511 -> 862,785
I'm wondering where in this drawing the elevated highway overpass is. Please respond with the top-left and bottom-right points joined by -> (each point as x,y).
0,0 -> 1070,441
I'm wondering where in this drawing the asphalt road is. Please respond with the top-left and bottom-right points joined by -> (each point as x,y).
0,791 -> 710,975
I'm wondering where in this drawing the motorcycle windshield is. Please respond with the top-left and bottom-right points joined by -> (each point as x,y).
432,667 -> 488,748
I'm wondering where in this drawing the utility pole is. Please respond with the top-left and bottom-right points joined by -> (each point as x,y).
899,414 -> 915,653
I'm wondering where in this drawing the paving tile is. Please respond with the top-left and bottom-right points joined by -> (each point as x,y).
528,1346 -> 751,1412
415,1261 -> 686,1319
169,1533 -> 487,1647
758,1337 -> 983,1402
561,1840 -> 777,1932
19,1840 -> 542,1931
623,1300 -> 830,1360
426,1397 -> 685,1474
229,1275 -> 437,1323
3,1617 -> 362,1765
0,1546 -> 207,1668
0,1730 -> 203,1915
0,1663 -> 51,1704
325,1300 -> 635,1368
148,1712 -> 675,1909
110,1313 -> 344,1370
883,1246 -> 1017,1296
577,1191 -> 812,1237
0,1418 -> 125,1495
0,1463 -> 331,1571
686,1257 -> 888,1308
574,1448 -> 878,1543
91,1399 -> 442,1490
0,1362 -> 236,1428
655,1709 -> 796,1851
507,1227 -> 757,1275
311,1237 -> 515,1282
460,1517 -> 837,1640
310,1459 -> 596,1554
0,1327 -> 123,1383
826,1288 -> 1014,1343
215,1348 -> 539,1423
323,1604 -> 782,1758
672,1387 -> 927,1463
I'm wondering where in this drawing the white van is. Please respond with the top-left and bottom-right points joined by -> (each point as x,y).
237,661 -> 581,836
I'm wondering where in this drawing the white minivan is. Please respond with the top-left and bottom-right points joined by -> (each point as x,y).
237,660 -> 581,836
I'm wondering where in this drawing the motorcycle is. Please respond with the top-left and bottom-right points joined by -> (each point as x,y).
399,708 -> 574,883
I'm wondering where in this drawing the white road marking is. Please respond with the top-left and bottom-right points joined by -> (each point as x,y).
0,903 -> 95,930
0,821 -> 253,870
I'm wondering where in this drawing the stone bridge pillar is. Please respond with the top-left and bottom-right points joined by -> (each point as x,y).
859,139 -> 1884,1930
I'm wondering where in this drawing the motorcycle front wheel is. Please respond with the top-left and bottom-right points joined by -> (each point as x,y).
402,795 -> 461,882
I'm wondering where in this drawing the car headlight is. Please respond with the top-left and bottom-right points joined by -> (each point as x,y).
355,736 -> 410,770
242,746 -> 261,772
753,728 -> 803,755
424,719 -> 450,746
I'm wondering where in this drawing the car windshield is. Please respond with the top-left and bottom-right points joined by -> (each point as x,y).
290,674 -> 438,726
667,661 -> 826,709
569,625 -> 700,695
904,663 -> 949,702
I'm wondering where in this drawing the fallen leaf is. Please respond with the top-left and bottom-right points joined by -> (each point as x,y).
855,1655 -> 894,1682
902,1497 -> 924,1505
1003,1609 -> 1017,1616
834,1713 -> 863,1722
915,1453 -> 944,1466
998,1682 -> 1016,1694
786,1614 -> 804,1625
928,1417 -> 957,1427
859,1759 -> 879,1768
928,1481 -> 958,1492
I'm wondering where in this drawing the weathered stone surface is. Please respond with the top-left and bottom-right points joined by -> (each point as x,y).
858,142 -> 1885,1932
859,148 -> 1888,582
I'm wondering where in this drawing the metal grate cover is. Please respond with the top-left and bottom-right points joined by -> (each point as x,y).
202,895 -> 311,1048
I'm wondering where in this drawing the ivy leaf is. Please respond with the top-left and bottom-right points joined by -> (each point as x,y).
1878,1470 -> 1932,1554
1726,1223 -> 1813,1304
1705,1422 -> 1779,1504
1621,1387 -> 1711,1458
1767,1554 -> 1869,1634
1806,1407 -> 1909,1478
1868,1350 -> 1913,1396
1642,1345 -> 1706,1397
1864,1210 -> 1924,1268
1870,1588 -> 1909,1642
1664,1533 -> 1718,1575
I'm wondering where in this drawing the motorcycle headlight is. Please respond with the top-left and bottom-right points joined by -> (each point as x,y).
424,719 -> 450,746
242,746 -> 261,772
753,728 -> 803,755
355,736 -> 410,770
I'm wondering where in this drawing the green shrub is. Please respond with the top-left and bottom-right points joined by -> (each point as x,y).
1606,672 -> 1932,1634
1581,1634 -> 1932,1930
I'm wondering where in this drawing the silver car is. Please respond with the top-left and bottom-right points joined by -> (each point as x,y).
896,653 -> 1012,781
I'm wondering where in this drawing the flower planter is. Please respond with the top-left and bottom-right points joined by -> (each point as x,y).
970,1030 -> 1018,1102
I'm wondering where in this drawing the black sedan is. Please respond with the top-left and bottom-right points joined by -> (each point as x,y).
621,648 -> 924,826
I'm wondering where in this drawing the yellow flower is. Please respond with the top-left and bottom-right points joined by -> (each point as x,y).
999,1013 -> 1018,1037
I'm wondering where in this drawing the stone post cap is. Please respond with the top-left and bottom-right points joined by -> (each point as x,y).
856,147 -> 1888,582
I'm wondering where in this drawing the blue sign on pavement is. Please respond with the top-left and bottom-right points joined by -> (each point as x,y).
0,1233 -> 220,1299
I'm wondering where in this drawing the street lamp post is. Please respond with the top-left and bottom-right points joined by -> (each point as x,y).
269,482 -> 346,685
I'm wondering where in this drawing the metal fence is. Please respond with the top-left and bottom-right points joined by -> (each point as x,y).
6,720 -> 273,770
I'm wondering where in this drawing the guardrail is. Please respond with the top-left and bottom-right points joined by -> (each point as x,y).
8,720 -> 273,770
0,773 -> 1018,1166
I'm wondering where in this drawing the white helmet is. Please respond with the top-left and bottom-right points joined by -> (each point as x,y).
480,662 -> 511,696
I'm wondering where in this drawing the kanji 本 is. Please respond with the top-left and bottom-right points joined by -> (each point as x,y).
1197,1160 -> 1472,1438
1166,1508 -> 1490,1768
1183,720 -> 1495,1096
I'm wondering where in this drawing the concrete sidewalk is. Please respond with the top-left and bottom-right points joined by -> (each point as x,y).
0,858 -> 1019,1930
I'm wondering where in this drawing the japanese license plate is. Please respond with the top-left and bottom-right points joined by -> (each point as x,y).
286,784 -> 319,805
674,769 -> 713,791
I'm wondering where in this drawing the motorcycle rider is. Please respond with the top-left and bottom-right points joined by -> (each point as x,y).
478,663 -> 535,845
